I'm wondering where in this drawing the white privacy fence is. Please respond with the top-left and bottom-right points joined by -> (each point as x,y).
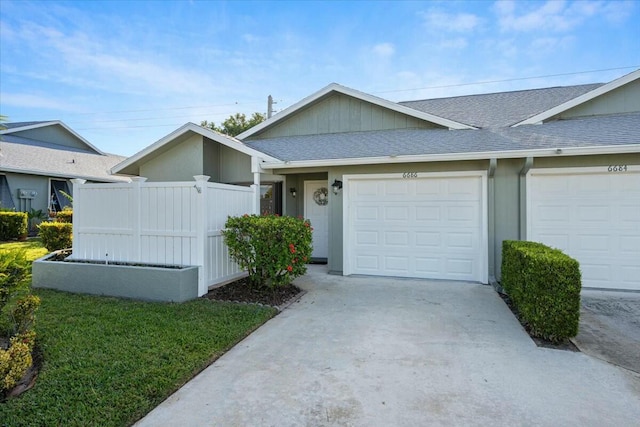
70,175 -> 256,296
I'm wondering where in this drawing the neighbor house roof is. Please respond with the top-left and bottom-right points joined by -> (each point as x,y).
246,112 -> 640,168
1,120 -> 105,155
399,84 -> 603,128
237,83 -> 475,140
0,133 -> 128,182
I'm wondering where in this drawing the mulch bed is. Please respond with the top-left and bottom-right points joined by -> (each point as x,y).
498,292 -> 579,352
203,277 -> 303,309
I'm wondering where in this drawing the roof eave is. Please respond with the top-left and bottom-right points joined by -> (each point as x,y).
259,144 -> 640,170
513,69 -> 640,127
0,166 -> 128,182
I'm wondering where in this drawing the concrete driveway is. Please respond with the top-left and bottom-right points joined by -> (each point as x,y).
137,266 -> 640,427
573,290 -> 640,374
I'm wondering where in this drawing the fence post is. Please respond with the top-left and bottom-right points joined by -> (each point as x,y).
194,175 -> 210,296
70,179 -> 86,259
130,177 -> 147,262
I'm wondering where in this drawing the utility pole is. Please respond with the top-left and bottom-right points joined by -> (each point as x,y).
267,95 -> 277,118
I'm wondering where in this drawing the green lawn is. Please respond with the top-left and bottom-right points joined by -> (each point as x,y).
0,238 -> 48,261
0,241 -> 277,426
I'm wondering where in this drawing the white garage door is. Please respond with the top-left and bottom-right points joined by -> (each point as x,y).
528,167 -> 640,290
344,172 -> 487,282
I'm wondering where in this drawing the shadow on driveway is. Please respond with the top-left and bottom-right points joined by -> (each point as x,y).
573,290 -> 640,374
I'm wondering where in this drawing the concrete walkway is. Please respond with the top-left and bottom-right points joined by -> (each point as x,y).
137,267 -> 640,427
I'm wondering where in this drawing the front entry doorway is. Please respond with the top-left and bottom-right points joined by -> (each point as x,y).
304,180 -> 329,260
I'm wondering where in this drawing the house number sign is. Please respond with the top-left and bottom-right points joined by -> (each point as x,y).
402,172 -> 418,178
607,165 -> 628,172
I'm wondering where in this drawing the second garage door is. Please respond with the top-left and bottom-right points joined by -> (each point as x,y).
344,172 -> 487,282
528,167 -> 640,291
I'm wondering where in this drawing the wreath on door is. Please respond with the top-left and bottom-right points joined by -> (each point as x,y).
313,187 -> 329,206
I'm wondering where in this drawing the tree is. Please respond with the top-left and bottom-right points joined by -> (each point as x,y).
201,112 -> 266,137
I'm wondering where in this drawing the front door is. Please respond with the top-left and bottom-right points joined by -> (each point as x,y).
304,180 -> 329,259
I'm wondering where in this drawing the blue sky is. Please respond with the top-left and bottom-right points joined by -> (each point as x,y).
1,0 -> 639,156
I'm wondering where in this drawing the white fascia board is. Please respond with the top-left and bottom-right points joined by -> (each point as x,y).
0,121 -> 57,134
111,122 -> 280,175
514,69 -> 640,127
237,83 -> 474,140
0,166 -> 128,182
259,144 -> 640,169
0,121 -> 105,155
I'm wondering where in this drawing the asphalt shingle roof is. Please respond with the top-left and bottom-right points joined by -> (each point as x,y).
399,84 -> 603,128
0,134 -> 128,181
245,112 -> 640,162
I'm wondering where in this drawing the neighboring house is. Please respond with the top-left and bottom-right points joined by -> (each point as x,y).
113,69 -> 640,291
0,121 -> 128,216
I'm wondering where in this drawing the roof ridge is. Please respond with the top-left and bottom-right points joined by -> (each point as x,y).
399,83 -> 604,104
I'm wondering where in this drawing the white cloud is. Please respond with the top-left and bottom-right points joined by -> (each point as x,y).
373,43 -> 395,57
0,92 -> 79,112
420,9 -> 481,32
530,36 -> 575,53
439,37 -> 468,50
493,0 -> 633,33
9,22 -> 216,97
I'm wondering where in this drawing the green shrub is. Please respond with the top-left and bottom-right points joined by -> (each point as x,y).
223,214 -> 313,287
0,250 -> 31,311
0,249 -> 39,395
55,208 -> 73,223
38,222 -> 73,251
501,240 -> 581,342
0,212 -> 27,241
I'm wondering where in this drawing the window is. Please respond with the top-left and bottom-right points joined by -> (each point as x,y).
0,175 -> 15,210
260,183 -> 282,216
50,179 -> 71,213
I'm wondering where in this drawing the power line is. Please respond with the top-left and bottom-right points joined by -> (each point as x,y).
372,66 -> 639,95
9,66 -> 637,132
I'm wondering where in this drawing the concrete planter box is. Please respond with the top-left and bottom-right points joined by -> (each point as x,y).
32,252 -> 199,302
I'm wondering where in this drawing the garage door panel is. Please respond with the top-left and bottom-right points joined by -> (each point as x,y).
384,206 -> 409,221
529,170 -> 640,290
384,231 -> 410,247
620,236 -> 640,254
347,174 -> 485,282
447,258 -> 474,275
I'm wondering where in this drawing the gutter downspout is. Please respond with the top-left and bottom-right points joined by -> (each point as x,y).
488,158 -> 497,287
519,157 -> 534,241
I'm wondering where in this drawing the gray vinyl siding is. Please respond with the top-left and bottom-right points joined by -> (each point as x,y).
251,93 -> 441,140
140,134 -> 204,182
11,126 -> 98,153
203,138 -> 221,182
557,79 -> 640,120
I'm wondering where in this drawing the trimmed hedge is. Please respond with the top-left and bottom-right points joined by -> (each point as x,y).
223,214 -> 313,287
55,209 -> 73,223
38,222 -> 73,251
501,240 -> 581,342
0,212 -> 28,241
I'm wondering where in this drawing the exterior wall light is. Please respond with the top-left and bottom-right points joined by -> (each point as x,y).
290,187 -> 297,198
331,179 -> 343,195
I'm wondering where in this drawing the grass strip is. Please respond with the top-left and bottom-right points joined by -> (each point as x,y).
1,289 -> 276,426
0,239 -> 48,261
